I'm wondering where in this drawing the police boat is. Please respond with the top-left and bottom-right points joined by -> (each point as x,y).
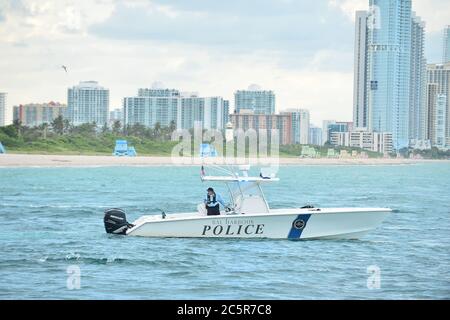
103,165 -> 391,240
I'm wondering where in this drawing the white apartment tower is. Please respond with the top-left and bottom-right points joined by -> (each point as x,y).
353,11 -> 369,129
409,13 -> 427,141
67,81 -> 109,126
0,92 -> 12,127
427,63 -> 450,146
281,109 -> 310,144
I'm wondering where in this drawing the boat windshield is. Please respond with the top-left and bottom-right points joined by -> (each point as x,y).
200,164 -> 276,214
225,181 -> 269,214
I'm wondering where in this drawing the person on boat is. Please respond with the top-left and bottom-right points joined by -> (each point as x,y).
204,187 -> 225,216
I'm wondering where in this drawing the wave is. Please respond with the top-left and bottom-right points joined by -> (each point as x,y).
0,255 -> 174,267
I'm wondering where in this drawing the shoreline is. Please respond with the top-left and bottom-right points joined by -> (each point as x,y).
0,153 -> 448,168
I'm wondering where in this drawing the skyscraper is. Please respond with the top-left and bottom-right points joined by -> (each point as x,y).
0,92 -> 12,127
353,11 -> 369,129
409,13 -> 427,141
443,26 -> 450,64
427,63 -> 450,146
366,0 -> 412,150
234,86 -> 275,115
67,81 -> 109,126
426,83 -> 438,144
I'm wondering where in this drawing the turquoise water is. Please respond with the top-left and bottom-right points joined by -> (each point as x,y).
0,163 -> 449,299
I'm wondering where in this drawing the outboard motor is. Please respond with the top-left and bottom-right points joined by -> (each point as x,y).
104,208 -> 134,235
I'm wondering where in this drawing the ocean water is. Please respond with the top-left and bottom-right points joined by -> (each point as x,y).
0,163 -> 449,300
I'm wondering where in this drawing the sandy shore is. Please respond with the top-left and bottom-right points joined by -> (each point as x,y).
0,153 -> 447,167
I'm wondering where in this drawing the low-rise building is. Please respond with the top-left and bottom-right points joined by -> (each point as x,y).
13,102 -> 67,127
230,110 -> 292,145
330,130 -> 393,155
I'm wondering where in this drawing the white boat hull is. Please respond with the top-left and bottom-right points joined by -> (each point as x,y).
125,208 -> 391,240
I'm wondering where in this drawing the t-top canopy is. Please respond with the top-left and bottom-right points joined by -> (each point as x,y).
201,176 -> 279,182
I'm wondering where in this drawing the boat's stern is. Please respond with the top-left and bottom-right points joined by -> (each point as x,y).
103,208 -> 134,235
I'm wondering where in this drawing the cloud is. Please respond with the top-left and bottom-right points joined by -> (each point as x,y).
0,0 -> 448,126
90,0 -> 354,54
0,0 -> 115,41
329,0 -> 450,33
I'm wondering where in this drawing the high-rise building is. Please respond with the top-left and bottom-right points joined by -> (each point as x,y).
309,126 -> 323,146
124,89 -> 226,131
443,26 -> 450,64
0,92 -> 12,127
353,11 -> 369,129
223,100 -> 230,125
13,102 -> 67,127
229,111 -> 292,145
426,83 -> 438,145
177,95 -> 226,130
109,108 -> 124,125
234,86 -> 275,115
281,109 -> 310,144
434,94 -> 447,148
124,89 -> 179,128
366,0 -> 412,150
409,13 -> 427,141
427,63 -> 450,146
67,81 -> 109,126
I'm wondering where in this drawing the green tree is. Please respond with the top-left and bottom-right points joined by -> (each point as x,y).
51,115 -> 64,135
12,119 -> 22,137
112,120 -> 122,135
101,123 -> 109,134
154,122 -> 162,139
72,123 -> 97,137
40,123 -> 49,139
169,120 -> 176,133
63,119 -> 71,134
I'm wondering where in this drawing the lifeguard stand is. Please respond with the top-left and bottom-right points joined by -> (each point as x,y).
113,140 -> 137,157
200,143 -> 218,157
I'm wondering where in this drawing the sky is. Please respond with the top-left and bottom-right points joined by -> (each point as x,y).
0,0 -> 449,126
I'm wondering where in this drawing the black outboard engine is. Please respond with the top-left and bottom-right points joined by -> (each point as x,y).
104,208 -> 134,235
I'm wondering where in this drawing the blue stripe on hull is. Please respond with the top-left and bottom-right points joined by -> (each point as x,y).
287,214 -> 312,240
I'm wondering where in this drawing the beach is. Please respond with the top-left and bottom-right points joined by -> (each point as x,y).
0,153 -> 446,167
